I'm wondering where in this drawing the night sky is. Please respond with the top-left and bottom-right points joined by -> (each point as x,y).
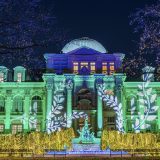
54,0 -> 157,54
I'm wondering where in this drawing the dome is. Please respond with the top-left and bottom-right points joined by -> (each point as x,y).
62,37 -> 107,53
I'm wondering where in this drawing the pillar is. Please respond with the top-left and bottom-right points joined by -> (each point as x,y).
42,97 -> 46,131
96,84 -> 103,137
114,74 -> 126,102
138,94 -> 145,131
91,112 -> 96,133
42,73 -> 54,130
46,89 -> 53,119
23,96 -> 30,132
114,73 -> 126,131
156,97 -> 160,131
65,75 -> 74,127
66,84 -> 73,127
122,98 -> 127,131
5,96 -> 12,133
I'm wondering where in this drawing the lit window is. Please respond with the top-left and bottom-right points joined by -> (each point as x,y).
0,124 -> 4,133
90,62 -> 95,73
109,62 -> 115,75
109,62 -> 115,70
102,62 -> 107,73
17,73 -> 22,82
12,124 -> 22,134
0,73 -> 4,82
73,62 -> 79,73
80,62 -> 88,69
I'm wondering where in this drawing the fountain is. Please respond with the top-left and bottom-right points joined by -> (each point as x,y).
47,118 -> 128,155
72,118 -> 101,151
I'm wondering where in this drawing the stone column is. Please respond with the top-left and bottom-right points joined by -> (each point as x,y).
122,98 -> 127,131
114,74 -> 126,102
96,84 -> 103,137
138,94 -> 145,131
66,81 -> 73,127
156,98 -> 160,131
91,112 -> 96,133
5,96 -> 12,133
114,73 -> 126,131
23,96 -> 30,132
42,97 -> 46,131
42,74 -> 54,130
65,75 -> 74,127
46,88 -> 53,119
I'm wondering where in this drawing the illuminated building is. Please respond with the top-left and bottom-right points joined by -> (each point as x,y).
0,37 -> 159,136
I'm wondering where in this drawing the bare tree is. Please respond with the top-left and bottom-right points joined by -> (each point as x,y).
123,1 -> 160,80
0,0 -> 66,74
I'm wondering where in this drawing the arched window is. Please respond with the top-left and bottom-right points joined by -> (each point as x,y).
0,96 -> 5,112
12,96 -> 23,112
77,89 -> 92,110
31,96 -> 42,113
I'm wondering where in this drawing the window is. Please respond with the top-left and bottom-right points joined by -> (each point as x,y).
102,62 -> 107,73
73,62 -> 79,73
77,88 -> 92,110
107,117 -> 115,123
0,73 -> 4,82
17,73 -> 22,82
0,124 -> 4,133
103,114 -> 116,130
80,62 -> 88,69
12,124 -> 22,134
90,62 -> 95,73
77,99 -> 92,110
12,96 -> 23,113
109,62 -> 115,75
0,97 -> 5,113
31,96 -> 42,113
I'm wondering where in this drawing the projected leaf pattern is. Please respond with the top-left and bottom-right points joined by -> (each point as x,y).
47,80 -> 87,133
98,84 -> 124,133
131,74 -> 159,133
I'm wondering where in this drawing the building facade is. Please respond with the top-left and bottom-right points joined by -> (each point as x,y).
0,37 -> 160,136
